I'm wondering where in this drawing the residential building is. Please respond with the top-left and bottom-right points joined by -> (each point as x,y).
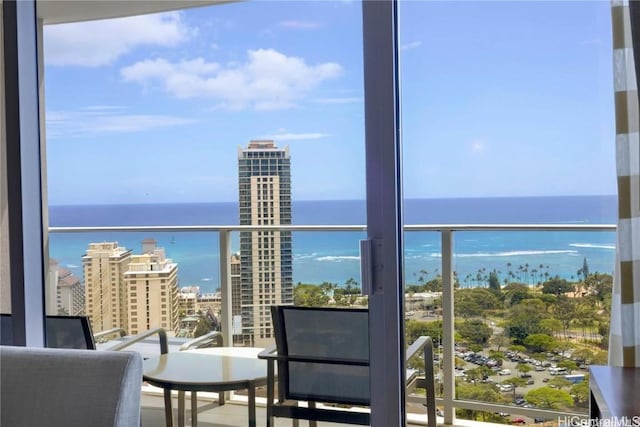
48,259 -> 84,316
238,140 -> 293,346
83,242 -> 132,334
46,259 -> 60,315
230,252 -> 242,341
178,289 -> 198,316
125,239 -> 179,335
57,270 -> 84,316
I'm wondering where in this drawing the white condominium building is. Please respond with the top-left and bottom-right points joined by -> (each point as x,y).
83,242 -> 132,333
125,239 -> 179,335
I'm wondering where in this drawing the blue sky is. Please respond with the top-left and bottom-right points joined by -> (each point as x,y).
44,0 -> 616,205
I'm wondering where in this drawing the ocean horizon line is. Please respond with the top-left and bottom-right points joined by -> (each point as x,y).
48,194 -> 617,208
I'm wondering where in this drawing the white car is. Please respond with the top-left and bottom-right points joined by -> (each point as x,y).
498,369 -> 512,376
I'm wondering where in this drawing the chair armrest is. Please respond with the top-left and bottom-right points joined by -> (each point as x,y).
93,327 -> 126,343
258,344 -> 278,360
406,335 -> 433,362
179,331 -> 223,351
407,335 -> 436,427
105,327 -> 169,354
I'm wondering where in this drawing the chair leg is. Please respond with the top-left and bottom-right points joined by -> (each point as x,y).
424,341 -> 436,427
308,402 -> 317,427
266,360 -> 275,427
191,391 -> 198,426
163,389 -> 174,427
248,380 -> 257,427
178,391 -> 185,427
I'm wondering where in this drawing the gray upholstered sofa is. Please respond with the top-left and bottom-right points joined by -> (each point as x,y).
0,345 -> 143,427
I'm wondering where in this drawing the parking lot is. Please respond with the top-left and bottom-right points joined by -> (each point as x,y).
449,348 -> 588,415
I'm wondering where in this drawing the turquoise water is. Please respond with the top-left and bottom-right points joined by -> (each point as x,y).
49,196 -> 617,292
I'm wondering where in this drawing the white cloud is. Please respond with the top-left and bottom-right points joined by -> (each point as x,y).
401,41 -> 422,51
44,12 -> 194,67
121,49 -> 343,111
470,140 -> 485,153
260,132 -> 329,141
279,20 -> 322,30
46,106 -> 195,139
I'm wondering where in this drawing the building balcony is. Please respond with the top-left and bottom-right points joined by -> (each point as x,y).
50,222 -> 615,425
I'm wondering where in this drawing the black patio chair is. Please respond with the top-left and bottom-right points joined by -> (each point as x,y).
0,314 -> 95,349
259,305 -> 436,427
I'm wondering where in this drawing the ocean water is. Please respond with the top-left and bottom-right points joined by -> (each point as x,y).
48,196 -> 618,293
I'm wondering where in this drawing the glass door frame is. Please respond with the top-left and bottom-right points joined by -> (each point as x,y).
362,1 -> 406,426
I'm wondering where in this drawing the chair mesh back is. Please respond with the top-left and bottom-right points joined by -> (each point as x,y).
0,315 -> 95,349
0,314 -> 12,345
277,306 -> 370,405
46,316 -> 96,349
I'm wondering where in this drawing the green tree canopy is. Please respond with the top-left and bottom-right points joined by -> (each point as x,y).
294,284 -> 330,307
454,288 -> 501,318
523,333 -> 557,353
488,270 -> 501,293
507,299 -> 549,343
406,319 -> 443,346
557,360 -> 579,374
571,381 -> 590,407
539,318 -> 563,336
503,283 -> 531,306
193,315 -> 214,338
516,363 -> 533,375
525,387 -> 574,409
457,319 -> 493,345
542,276 -> 574,296
585,273 -> 613,303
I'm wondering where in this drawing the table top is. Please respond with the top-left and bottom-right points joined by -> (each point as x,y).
590,365 -> 640,418
143,347 -> 267,391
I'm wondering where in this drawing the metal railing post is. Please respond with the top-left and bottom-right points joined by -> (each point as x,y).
441,229 -> 455,425
219,229 -> 233,347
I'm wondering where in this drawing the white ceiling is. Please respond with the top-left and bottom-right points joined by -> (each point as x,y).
36,0 -> 235,25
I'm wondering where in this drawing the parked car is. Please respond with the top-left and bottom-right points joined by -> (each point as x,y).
512,418 -> 526,425
513,398 -> 526,406
526,379 -> 534,385
535,366 -> 546,371
498,369 -> 512,376
520,373 -> 532,378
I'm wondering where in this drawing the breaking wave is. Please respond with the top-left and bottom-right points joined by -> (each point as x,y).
569,243 -> 616,250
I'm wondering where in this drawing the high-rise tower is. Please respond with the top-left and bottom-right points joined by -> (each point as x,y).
238,140 -> 292,346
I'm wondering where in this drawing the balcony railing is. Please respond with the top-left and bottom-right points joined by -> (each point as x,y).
49,223 -> 616,425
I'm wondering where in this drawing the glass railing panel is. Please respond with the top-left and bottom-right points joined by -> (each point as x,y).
404,230 -> 445,416
48,229 -> 220,340
452,230 -> 614,420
